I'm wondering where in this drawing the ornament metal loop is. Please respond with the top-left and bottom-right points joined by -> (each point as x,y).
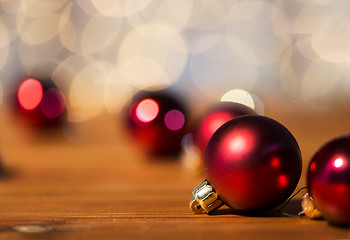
301,192 -> 322,219
189,180 -> 223,214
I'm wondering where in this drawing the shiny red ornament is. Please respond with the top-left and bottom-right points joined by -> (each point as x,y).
307,136 -> 350,225
203,115 -> 302,212
15,78 -> 66,127
127,90 -> 187,155
193,102 -> 256,155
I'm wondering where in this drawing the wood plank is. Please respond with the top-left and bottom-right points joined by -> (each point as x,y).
0,105 -> 349,239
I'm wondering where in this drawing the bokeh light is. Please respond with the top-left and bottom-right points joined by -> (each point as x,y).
40,88 -> 65,119
135,99 -> 159,123
184,28 -> 223,54
185,0 -> 230,30
0,81 -> 3,105
223,129 -> 254,157
0,21 -> 10,69
126,0 -> 191,32
104,65 -> 134,114
278,174 -> 289,189
220,89 -> 264,115
60,13 -> 122,55
127,90 -> 188,155
1,0 -> 350,121
190,38 -> 258,100
17,78 -> 43,110
119,57 -> 171,90
294,2 -> 350,64
0,17 -> 8,33
75,0 -> 99,16
17,0 -> 71,45
18,37 -> 65,78
51,54 -> 96,94
226,1 -> 292,65
202,112 -> 234,139
118,23 -> 188,90
164,109 -> 185,131
93,0 -> 153,18
301,60 -> 345,101
220,89 -> 255,110
333,157 -> 344,169
69,61 -> 107,120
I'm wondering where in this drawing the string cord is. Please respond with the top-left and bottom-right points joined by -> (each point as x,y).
277,186 -> 309,216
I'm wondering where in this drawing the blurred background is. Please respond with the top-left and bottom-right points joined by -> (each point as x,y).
2,0 -> 350,116
1,0 -> 350,176
0,2 -> 350,236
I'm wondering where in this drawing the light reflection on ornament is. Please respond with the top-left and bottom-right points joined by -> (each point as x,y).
206,112 -> 232,134
222,130 -> 254,158
194,102 -> 256,155
164,109 -> 185,131
17,78 -> 43,110
310,162 -> 316,172
40,88 -> 66,119
333,157 -> 344,169
271,157 -> 280,168
278,174 -> 289,188
135,99 -> 159,123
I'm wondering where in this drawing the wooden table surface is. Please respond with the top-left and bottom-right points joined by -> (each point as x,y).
0,103 -> 349,239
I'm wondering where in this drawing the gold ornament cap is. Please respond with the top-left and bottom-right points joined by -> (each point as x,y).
189,180 -> 224,213
301,192 -> 322,219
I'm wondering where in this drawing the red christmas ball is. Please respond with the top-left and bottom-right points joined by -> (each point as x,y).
194,102 -> 256,155
204,115 -> 302,212
16,78 -> 66,127
307,136 -> 350,225
127,90 -> 187,155
0,155 -> 3,174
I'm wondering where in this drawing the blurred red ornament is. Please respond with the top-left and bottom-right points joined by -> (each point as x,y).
193,102 -> 256,155
127,90 -> 188,155
190,115 -> 302,213
0,155 -> 3,174
307,136 -> 350,225
16,78 -> 66,127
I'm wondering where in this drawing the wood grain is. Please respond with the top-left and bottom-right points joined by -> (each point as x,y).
0,104 -> 349,239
